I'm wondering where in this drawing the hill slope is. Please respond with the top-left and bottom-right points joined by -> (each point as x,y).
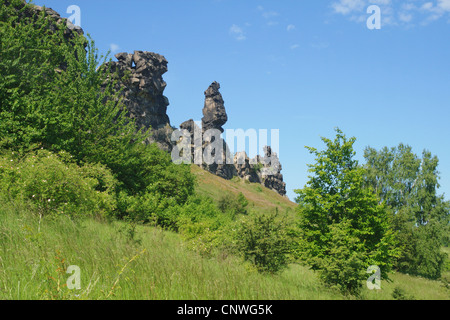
191,165 -> 297,214
1,192 -> 448,300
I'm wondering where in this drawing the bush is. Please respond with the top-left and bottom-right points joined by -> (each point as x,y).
235,210 -> 293,274
392,287 -> 415,300
217,192 -> 249,218
175,195 -> 231,256
0,149 -> 117,218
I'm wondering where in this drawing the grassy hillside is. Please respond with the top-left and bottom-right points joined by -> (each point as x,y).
0,200 -> 343,300
0,197 -> 448,300
191,165 -> 297,214
0,166 -> 448,300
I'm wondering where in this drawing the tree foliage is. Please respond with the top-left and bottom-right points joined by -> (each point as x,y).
0,0 -> 195,219
364,144 -> 449,279
295,128 -> 398,294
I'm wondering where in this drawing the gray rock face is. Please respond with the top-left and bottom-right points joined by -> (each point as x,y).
107,51 -> 170,131
179,119 -> 202,164
234,152 -> 261,183
179,82 -> 287,196
103,51 -> 173,151
202,82 -> 228,133
180,82 -> 235,180
200,82 -> 236,180
259,146 -> 287,196
232,149 -> 286,196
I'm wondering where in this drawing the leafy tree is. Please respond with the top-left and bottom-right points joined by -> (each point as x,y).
364,144 -> 449,279
0,1 -> 137,169
0,0 -> 195,220
295,128 -> 398,294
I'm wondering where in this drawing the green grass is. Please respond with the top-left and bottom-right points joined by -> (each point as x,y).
0,200 -> 342,300
1,199 -> 448,300
191,165 -> 297,215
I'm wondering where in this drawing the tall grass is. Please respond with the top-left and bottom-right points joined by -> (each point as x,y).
0,200 -> 448,300
0,200 -> 342,300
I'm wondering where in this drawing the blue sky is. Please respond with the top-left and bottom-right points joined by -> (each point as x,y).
34,0 -> 450,201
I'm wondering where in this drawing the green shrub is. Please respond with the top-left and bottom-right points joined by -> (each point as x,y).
393,216 -> 448,280
0,149 -> 117,218
392,286 -> 415,300
174,195 -> 230,256
235,210 -> 293,274
217,192 -> 248,218
252,163 -> 263,173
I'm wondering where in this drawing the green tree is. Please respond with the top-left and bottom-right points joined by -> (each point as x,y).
364,144 -> 449,279
0,0 -> 140,173
295,128 -> 398,294
0,0 -> 195,219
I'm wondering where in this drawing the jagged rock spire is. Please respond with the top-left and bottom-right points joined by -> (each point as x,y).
202,81 -> 228,133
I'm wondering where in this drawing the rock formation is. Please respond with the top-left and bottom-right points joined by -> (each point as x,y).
179,119 -> 202,165
233,152 -> 260,183
202,82 -> 228,133
103,51 -> 174,151
198,82 -> 236,179
180,82 -> 287,196
259,146 -> 286,196
11,1 -> 287,196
